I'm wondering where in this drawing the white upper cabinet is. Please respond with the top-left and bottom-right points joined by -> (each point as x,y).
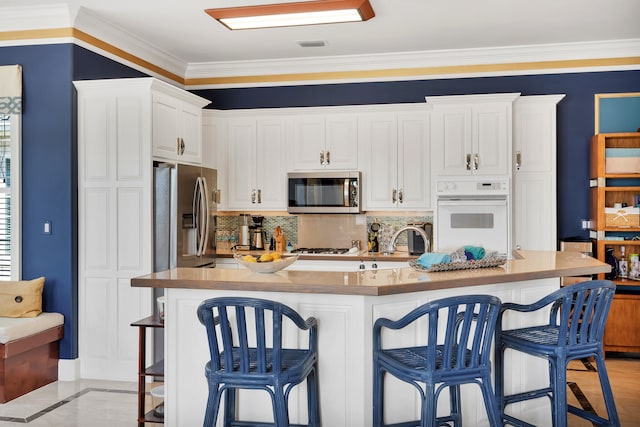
227,117 -> 287,210
151,82 -> 210,165
427,93 -> 520,177
289,114 -> 358,170
360,109 -> 430,210
202,111 -> 228,210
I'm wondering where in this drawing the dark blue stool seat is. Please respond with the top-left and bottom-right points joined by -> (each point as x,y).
197,297 -> 320,427
373,294 -> 502,427
495,280 -> 620,427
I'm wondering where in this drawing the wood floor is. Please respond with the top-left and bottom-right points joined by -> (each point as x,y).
567,355 -> 639,427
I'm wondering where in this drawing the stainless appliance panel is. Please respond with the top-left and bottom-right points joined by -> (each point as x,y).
154,163 -> 217,271
287,171 -> 361,213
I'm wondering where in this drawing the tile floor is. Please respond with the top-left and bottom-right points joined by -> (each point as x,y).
0,357 -> 637,426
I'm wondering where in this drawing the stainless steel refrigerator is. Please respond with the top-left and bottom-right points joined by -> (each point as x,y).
153,163 -> 217,366
154,162 -> 217,271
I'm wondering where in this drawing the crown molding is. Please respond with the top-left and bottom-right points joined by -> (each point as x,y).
0,4 -> 74,31
73,7 -> 187,83
184,39 -> 640,87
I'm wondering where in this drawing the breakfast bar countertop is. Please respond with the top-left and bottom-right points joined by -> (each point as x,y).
131,250 -> 609,296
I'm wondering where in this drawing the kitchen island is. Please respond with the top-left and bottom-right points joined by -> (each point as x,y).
132,250 -> 609,427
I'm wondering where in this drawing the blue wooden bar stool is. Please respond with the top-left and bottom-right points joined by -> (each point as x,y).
495,280 -> 619,427
373,294 -> 502,427
197,297 -> 320,427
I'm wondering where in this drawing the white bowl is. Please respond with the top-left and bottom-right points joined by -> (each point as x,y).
234,253 -> 298,273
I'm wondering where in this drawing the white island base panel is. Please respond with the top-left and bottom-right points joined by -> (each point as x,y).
165,278 -> 559,427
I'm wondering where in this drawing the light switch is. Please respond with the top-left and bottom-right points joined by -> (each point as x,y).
44,221 -> 51,235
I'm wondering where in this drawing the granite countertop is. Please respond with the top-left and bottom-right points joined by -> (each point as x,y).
216,247 -> 418,262
131,250 -> 610,296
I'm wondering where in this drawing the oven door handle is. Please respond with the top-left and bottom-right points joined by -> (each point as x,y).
437,199 -> 507,206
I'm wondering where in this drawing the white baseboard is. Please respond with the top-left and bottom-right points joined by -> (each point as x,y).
58,358 -> 81,381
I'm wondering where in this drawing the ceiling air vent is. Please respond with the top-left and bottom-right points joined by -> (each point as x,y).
298,40 -> 327,48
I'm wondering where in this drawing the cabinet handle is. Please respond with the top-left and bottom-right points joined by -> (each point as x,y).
251,189 -> 257,203
326,150 -> 330,165
257,189 -> 262,204
473,153 -> 479,170
176,137 -> 181,155
320,151 -> 325,165
466,154 -> 471,170
516,151 -> 522,170
213,189 -> 221,204
181,138 -> 186,155
392,188 -> 397,203
398,189 -> 404,204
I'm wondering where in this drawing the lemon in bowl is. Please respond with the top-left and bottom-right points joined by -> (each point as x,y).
234,253 -> 298,273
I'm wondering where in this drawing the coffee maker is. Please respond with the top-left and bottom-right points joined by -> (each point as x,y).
250,216 -> 266,250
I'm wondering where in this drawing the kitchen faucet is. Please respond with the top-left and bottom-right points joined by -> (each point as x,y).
386,226 -> 430,255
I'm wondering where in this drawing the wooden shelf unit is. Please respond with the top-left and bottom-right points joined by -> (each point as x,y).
131,315 -> 164,426
590,132 -> 640,354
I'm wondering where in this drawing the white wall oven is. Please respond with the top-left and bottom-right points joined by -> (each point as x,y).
435,178 -> 511,256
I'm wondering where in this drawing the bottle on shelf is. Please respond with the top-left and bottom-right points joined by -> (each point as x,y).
605,247 -> 618,280
619,245 -> 629,278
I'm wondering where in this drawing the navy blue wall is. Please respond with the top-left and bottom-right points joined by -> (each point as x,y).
1,41 -> 639,359
0,44 -> 146,359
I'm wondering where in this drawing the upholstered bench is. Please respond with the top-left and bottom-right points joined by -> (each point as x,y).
0,312 -> 64,402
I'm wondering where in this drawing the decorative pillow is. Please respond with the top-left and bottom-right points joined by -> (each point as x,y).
0,277 -> 44,318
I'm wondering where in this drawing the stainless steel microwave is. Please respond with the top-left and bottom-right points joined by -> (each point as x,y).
287,171 -> 361,213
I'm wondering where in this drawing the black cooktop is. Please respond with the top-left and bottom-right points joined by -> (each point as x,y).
291,247 -> 350,255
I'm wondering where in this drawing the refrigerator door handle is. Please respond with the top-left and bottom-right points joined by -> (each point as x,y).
193,177 -> 206,257
200,177 -> 211,257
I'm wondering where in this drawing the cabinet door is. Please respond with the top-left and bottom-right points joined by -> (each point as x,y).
472,103 -> 510,176
325,115 -> 358,170
513,95 -> 563,251
360,114 -> 399,210
397,113 -> 430,209
202,113 -> 227,210
256,118 -> 287,209
290,116 -> 326,170
227,119 -> 257,209
179,102 -> 203,165
430,105 -> 472,176
152,91 -> 180,160
514,174 -> 554,250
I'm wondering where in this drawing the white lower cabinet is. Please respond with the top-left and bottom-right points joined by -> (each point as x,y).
360,109 -> 430,210
75,78 -> 155,380
513,95 -> 565,250
165,278 -> 558,427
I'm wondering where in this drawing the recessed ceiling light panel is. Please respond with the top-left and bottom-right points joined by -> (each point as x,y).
205,0 -> 375,30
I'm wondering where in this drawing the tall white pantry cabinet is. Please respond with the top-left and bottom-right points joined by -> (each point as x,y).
75,78 -> 208,380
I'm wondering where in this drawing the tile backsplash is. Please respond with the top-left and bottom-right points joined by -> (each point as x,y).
216,213 -> 433,249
